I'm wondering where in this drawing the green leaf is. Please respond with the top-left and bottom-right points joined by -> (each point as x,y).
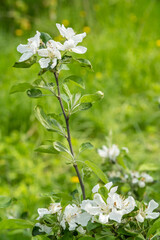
61,55 -> 73,64
58,64 -> 70,72
77,102 -> 92,111
34,145 -> 59,154
75,58 -> 92,69
27,89 -> 42,98
78,238 -> 95,240
40,32 -> 52,44
0,196 -> 12,208
81,91 -> 104,103
10,83 -> 33,94
85,160 -> 108,183
79,142 -> 94,153
53,141 -> 71,156
147,217 -> 160,237
13,56 -> 37,68
32,236 -> 49,240
64,75 -> 85,89
34,106 -> 65,135
62,83 -> 72,101
0,219 -> 34,230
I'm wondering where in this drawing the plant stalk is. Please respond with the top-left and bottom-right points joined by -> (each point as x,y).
54,72 -> 86,200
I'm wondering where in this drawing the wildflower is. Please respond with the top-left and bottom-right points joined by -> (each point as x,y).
37,202 -> 61,220
56,23 -> 87,54
71,176 -> 79,183
98,144 -> 120,162
17,31 -> 40,62
38,40 -> 63,69
130,171 -> 153,188
136,200 -> 159,222
83,26 -> 91,34
60,204 -> 90,231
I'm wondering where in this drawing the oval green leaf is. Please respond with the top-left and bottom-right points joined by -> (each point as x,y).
85,160 -> 108,183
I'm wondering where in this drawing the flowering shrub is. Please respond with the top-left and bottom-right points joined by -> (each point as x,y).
0,23 -> 159,239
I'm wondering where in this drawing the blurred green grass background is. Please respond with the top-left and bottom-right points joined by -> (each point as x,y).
1,0 -> 160,238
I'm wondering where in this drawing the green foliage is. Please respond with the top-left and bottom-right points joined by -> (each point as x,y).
40,33 -> 52,44
79,142 -> 94,153
0,219 -> 34,230
10,83 -> 33,94
85,160 -> 108,183
64,75 -> 85,89
0,196 -> 13,208
13,56 -> 37,68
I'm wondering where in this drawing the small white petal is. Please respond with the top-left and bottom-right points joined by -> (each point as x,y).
109,209 -> 123,223
72,32 -> 86,43
146,200 -> 159,214
56,23 -> 67,38
38,49 -> 49,57
92,184 -> 100,193
19,51 -> 33,62
146,212 -> 160,220
72,46 -> 87,54
136,213 -> 144,222
77,226 -> 86,234
138,181 -> 145,188
17,44 -> 30,53
99,213 -> 109,224
105,182 -> 113,191
76,212 -> 91,226
35,223 -> 52,234
51,58 -> 57,69
39,58 -> 50,68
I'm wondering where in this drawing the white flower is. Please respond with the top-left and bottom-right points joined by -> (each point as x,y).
38,40 -> 62,69
17,31 -> 40,62
136,200 -> 159,222
122,147 -> 129,153
56,23 -> 87,54
37,208 -> 51,220
35,223 -> 52,234
60,204 -> 90,231
98,144 -> 120,162
81,199 -> 101,216
49,202 -> 62,214
92,184 -> 100,193
141,172 -> 153,183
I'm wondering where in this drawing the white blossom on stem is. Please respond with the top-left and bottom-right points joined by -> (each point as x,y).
17,31 -> 41,62
136,200 -> 159,222
98,144 -> 120,162
38,40 -> 63,69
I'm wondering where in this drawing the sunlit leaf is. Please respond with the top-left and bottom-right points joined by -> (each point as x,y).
0,219 -> 34,230
0,196 -> 12,208
10,83 -> 33,94
85,160 -> 108,183
53,141 -> 71,156
34,145 -> 59,154
81,91 -> 104,103
64,75 -> 85,89
75,58 -> 92,69
79,142 -> 94,153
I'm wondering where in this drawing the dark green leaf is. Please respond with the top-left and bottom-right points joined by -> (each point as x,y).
34,145 -> 59,154
27,89 -> 42,98
78,238 -> 95,240
0,196 -> 12,208
64,75 -> 85,89
81,91 -> 104,103
85,160 -> 108,183
10,83 -> 33,94
40,32 -> 52,44
77,102 -> 92,111
0,219 -> 34,230
61,55 -> 73,64
75,58 -> 92,69
79,142 -> 94,153
13,56 -> 37,68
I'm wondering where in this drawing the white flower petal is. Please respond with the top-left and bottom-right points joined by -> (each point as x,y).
19,51 -> 33,62
17,44 -> 30,53
94,193 -> 106,209
51,58 -> 57,69
38,49 -> 49,57
37,208 -> 51,220
72,46 -> 87,54
105,182 -> 113,191
35,223 -> 52,234
39,58 -> 50,68
99,213 -> 109,224
146,200 -> 159,214
146,212 -> 160,220
138,181 -> 145,188
72,32 -> 86,43
92,184 -> 100,193
136,213 -> 144,222
109,209 -> 123,223
76,212 -> 91,226
56,23 -> 67,38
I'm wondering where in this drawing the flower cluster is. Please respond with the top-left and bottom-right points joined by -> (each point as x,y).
129,171 -> 154,188
17,23 -> 87,69
35,182 -> 159,236
98,144 -> 128,163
